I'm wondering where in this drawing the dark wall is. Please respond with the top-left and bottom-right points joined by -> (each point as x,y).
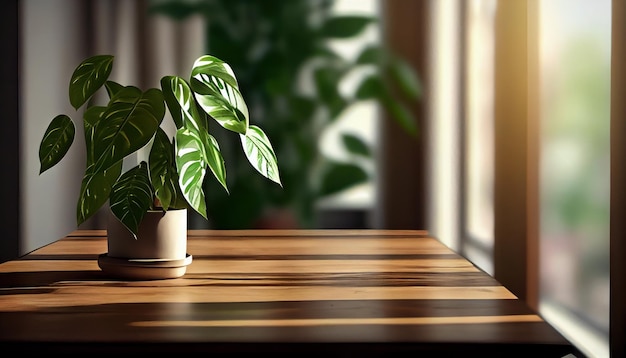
0,0 -> 19,263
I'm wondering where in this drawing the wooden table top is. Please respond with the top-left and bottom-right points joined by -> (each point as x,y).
0,229 -> 575,356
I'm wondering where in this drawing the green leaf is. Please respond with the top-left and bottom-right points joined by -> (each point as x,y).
190,55 -> 249,134
165,73 -> 229,198
314,66 -> 347,117
110,162 -> 153,238
389,58 -> 422,100
83,106 -> 106,165
319,162 -> 368,197
76,160 -> 122,226
175,127 -> 210,219
314,45 -> 343,60
320,16 -> 375,39
289,95 -> 317,120
161,75 -> 205,130
69,55 -> 113,110
39,114 -> 75,174
314,66 -> 342,103
383,99 -> 418,137
356,46 -> 384,64
355,75 -> 385,100
149,128 -> 180,211
202,131 -> 228,194
190,55 -> 240,89
240,125 -> 282,186
105,80 -> 124,99
342,133 -> 371,157
92,86 -> 165,171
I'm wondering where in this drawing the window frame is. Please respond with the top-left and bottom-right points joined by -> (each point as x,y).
610,1 -> 626,355
492,0 -> 540,310
377,0 -> 431,230
414,0 -> 617,355
494,0 -> 617,355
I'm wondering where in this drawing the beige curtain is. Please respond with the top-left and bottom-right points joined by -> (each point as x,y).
89,0 -> 204,90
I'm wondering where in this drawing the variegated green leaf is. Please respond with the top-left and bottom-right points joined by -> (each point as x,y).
175,127 -> 210,219
69,55 -> 113,110
149,128 -> 181,211
240,125 -> 281,186
76,160 -> 122,226
161,75 -> 206,131
163,73 -> 228,198
110,162 -> 153,238
194,91 -> 248,134
39,114 -> 75,174
190,55 -> 239,89
202,131 -> 228,193
190,55 -> 249,134
93,86 -> 165,171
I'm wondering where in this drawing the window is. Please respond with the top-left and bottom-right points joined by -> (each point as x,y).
428,0 -> 497,277
317,0 -> 380,216
429,1 -> 611,356
461,0 -> 497,276
536,1 -> 611,356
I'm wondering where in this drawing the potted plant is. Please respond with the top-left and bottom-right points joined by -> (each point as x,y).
38,54 -> 282,279
149,0 -> 421,229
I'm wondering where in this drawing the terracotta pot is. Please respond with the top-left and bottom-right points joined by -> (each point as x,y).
98,209 -> 192,280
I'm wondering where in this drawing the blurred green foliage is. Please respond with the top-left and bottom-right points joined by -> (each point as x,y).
149,0 -> 421,228
541,34 -> 610,332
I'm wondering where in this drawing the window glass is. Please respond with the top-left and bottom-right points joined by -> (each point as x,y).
317,0 -> 380,212
537,1 -> 611,357
462,0 -> 496,275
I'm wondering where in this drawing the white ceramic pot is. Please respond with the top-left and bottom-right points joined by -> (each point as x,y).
98,208 -> 192,280
107,209 -> 188,260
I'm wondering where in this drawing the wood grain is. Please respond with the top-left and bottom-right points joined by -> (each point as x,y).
0,230 -> 574,356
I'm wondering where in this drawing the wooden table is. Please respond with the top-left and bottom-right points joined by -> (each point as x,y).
0,230 -> 575,356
